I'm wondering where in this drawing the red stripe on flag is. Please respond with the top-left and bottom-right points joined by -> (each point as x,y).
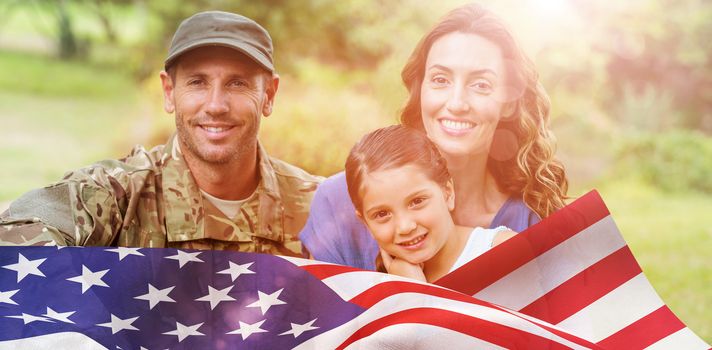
519,246 -> 643,323
335,307 -> 582,350
301,264 -> 364,279
597,305 -> 686,349
349,281 -> 602,349
435,190 -> 610,295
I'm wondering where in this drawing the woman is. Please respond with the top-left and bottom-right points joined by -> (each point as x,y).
300,3 -> 568,270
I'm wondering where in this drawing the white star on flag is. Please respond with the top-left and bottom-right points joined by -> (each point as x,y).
217,261 -> 255,282
97,314 -> 139,334
279,318 -> 319,337
246,288 -> 287,315
2,253 -> 46,282
0,289 -> 19,305
165,250 -> 203,268
66,265 -> 110,293
163,321 -> 205,342
43,307 -> 75,324
195,285 -> 235,310
6,313 -> 53,325
105,247 -> 144,261
134,284 -> 176,310
226,319 -> 268,340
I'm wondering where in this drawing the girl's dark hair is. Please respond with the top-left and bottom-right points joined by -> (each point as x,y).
345,125 -> 450,213
400,3 -> 568,217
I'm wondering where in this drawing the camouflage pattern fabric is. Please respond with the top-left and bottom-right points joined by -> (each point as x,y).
0,135 -> 322,257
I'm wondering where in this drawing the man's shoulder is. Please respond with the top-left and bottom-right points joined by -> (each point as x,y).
116,143 -> 168,171
267,155 -> 324,185
80,143 -> 168,178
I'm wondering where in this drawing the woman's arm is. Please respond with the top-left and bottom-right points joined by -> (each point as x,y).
299,172 -> 380,268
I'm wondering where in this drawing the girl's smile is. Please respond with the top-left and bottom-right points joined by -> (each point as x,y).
397,233 -> 428,249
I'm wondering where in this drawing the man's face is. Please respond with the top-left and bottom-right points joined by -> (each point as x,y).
161,46 -> 279,165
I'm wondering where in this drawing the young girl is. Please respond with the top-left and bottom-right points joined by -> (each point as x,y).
345,125 -> 516,283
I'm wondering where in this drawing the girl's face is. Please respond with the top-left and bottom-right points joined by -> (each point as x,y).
357,165 -> 456,265
420,32 -> 510,160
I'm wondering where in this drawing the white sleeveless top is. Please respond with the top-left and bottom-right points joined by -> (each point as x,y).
449,226 -> 510,273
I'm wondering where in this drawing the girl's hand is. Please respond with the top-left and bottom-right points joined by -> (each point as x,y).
380,249 -> 426,282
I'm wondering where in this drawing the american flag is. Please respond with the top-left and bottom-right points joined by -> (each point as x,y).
0,191 -> 708,349
435,190 -> 710,349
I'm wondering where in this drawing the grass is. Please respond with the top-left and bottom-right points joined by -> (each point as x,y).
0,50 -> 133,98
0,50 -> 146,200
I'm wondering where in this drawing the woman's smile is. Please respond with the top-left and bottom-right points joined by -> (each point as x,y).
439,118 -> 477,136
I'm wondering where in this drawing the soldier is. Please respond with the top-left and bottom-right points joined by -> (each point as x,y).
0,11 -> 322,257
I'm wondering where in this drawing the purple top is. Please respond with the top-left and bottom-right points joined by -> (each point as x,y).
299,172 -> 540,270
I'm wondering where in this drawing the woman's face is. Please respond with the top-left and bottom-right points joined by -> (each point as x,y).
420,32 -> 510,160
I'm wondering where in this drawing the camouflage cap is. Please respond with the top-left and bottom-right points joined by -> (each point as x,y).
164,11 -> 274,73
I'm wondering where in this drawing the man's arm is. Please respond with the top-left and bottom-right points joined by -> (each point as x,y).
0,164 -> 127,247
0,185 -> 77,245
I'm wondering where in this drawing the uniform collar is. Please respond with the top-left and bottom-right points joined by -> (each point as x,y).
255,139 -> 281,201
161,134 -> 283,241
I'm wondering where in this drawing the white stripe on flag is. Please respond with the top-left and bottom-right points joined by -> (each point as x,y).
644,327 -> 711,350
345,323 -> 507,350
503,307 -> 590,338
0,332 -> 106,349
556,273 -> 663,342
321,271 -> 428,300
277,255 -> 330,267
474,215 -> 626,310
294,292 -> 595,350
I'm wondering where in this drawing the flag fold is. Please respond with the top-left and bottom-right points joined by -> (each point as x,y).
0,190 -> 708,349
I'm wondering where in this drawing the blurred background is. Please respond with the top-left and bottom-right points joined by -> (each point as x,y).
0,0 -> 709,341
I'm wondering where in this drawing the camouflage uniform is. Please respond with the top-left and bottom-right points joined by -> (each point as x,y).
0,135 -> 322,257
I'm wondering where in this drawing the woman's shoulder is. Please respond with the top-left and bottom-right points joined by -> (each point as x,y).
491,196 -> 541,232
315,172 -> 348,196
300,170 -> 378,269
308,170 -> 369,227
311,171 -> 353,210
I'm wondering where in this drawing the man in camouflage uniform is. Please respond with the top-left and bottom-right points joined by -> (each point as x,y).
0,11 -> 322,257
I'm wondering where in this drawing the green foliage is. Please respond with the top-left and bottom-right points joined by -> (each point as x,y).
613,84 -> 681,132
586,0 -> 712,133
57,0 -> 79,59
0,50 -> 131,98
615,130 -> 712,193
260,67 -> 391,177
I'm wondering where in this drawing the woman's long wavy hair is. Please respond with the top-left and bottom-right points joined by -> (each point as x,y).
400,3 -> 568,218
